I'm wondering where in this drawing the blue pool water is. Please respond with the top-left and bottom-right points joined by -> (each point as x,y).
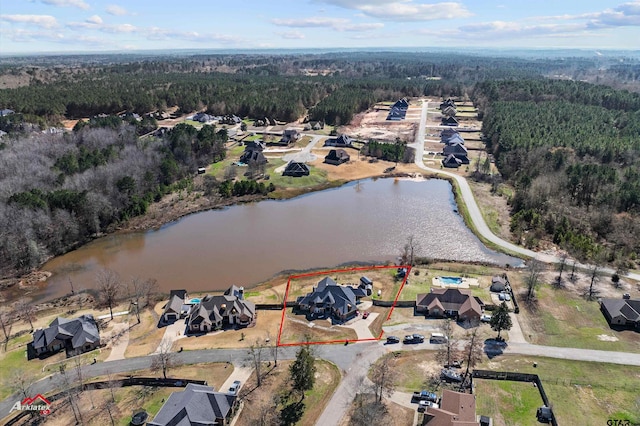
189,298 -> 201,304
439,276 -> 463,285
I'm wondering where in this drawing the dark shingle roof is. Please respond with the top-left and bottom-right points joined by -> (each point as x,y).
32,315 -> 100,350
148,383 -> 236,426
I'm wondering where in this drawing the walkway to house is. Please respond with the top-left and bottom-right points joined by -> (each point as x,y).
153,320 -> 188,354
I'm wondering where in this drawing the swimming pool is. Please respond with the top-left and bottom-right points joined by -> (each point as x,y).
439,276 -> 463,285
189,298 -> 201,304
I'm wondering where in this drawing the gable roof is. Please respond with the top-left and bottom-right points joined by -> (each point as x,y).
423,390 -> 479,426
325,134 -> 353,146
442,116 -> 459,126
283,162 -> 310,176
325,149 -> 350,162
393,98 -> 409,110
442,154 -> 462,168
416,288 -> 482,318
148,383 -> 236,426
297,277 -> 361,316
601,298 -> 640,322
33,315 -> 100,350
244,141 -> 265,152
170,289 -> 188,300
443,142 -> 468,156
240,150 -> 267,164
164,294 -> 185,316
443,134 -> 465,145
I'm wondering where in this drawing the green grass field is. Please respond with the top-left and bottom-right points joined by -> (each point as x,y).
477,356 -> 640,426
528,285 -> 640,352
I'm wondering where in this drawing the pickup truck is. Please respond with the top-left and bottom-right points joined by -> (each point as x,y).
403,334 -> 425,344
411,390 -> 437,403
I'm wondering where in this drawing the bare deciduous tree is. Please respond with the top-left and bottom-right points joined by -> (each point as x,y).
10,368 -> 33,399
15,298 -> 36,330
555,253 -> 568,288
0,308 -> 12,342
585,264 -> 602,301
435,319 -> 459,367
370,354 -> 396,403
399,235 -> 420,266
96,269 -> 122,320
151,339 -> 177,379
525,259 -> 543,302
461,327 -> 483,386
248,338 -> 268,387
349,393 -> 387,426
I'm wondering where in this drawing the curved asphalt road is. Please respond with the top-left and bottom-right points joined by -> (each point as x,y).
410,100 -> 640,281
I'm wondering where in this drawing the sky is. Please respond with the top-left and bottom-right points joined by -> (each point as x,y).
0,0 -> 639,54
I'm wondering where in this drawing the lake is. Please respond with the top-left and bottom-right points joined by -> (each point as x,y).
37,177 -> 520,301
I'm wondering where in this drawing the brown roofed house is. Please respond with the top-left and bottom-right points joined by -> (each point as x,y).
416,288 -> 483,324
422,389 -> 480,426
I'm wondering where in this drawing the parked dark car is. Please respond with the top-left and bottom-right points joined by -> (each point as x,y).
386,335 -> 400,344
403,334 -> 425,344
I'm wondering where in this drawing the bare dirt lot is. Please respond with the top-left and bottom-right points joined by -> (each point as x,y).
340,102 -> 420,142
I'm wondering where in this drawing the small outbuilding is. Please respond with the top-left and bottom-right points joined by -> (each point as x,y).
490,276 -> 508,292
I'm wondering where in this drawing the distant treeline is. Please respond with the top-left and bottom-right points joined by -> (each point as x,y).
475,79 -> 640,264
2,52 -> 638,127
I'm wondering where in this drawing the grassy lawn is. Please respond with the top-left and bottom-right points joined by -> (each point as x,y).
520,285 -> 640,352
236,359 -> 341,426
124,304 -> 165,358
340,394 -> 415,426
175,310 -> 284,350
474,379 -> 542,426
279,308 -> 358,345
478,355 -> 640,425
268,162 -> 328,190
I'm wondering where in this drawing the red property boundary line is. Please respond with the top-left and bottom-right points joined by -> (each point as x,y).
276,264 -> 412,347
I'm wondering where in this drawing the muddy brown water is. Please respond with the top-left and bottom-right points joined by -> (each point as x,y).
33,178 -> 520,302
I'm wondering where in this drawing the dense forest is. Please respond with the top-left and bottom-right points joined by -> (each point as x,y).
475,80 -> 640,266
0,119 -> 227,277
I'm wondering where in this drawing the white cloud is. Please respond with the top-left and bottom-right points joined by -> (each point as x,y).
40,0 -> 90,10
318,0 -> 472,21
105,5 -> 130,16
0,27 -> 64,42
0,14 -> 58,29
144,27 -> 243,44
343,22 -> 384,31
67,19 -> 138,33
272,17 -> 349,28
86,15 -> 103,25
271,17 -> 383,32
425,1 -> 640,41
276,30 -> 306,39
